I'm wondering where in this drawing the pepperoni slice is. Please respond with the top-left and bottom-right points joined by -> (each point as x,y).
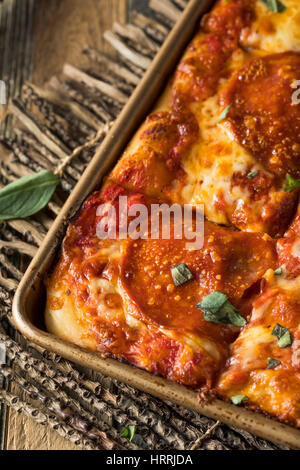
221,52 -> 300,177
120,218 -> 276,386
121,221 -> 276,331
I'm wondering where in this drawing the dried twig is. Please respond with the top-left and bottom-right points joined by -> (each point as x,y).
190,421 -> 221,450
54,122 -> 113,176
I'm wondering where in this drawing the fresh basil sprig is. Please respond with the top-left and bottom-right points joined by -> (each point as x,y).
217,104 -> 231,123
272,323 -> 292,348
284,174 -> 300,192
120,425 -> 137,442
0,170 -> 59,220
171,263 -> 193,286
262,0 -> 286,13
197,291 -> 246,327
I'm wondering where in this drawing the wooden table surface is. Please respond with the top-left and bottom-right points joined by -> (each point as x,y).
4,0 -> 145,450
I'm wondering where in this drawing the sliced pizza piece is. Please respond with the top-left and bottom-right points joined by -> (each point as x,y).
109,30 -> 237,203
177,47 -> 298,235
45,185 -> 277,390
217,202 -> 300,425
108,106 -> 199,201
217,267 -> 300,427
180,82 -> 296,235
187,50 -> 300,235
109,3 -> 299,237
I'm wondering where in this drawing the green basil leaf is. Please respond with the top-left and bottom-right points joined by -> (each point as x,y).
247,170 -> 259,179
202,310 -> 223,324
262,0 -> 286,12
274,267 -> 283,276
120,427 -> 129,438
272,323 -> 288,339
197,291 -> 228,314
120,425 -> 136,442
231,395 -> 248,406
284,173 -> 300,192
197,291 -> 246,327
272,323 -> 292,348
171,263 -> 193,286
267,357 -> 281,369
217,104 -> 231,123
220,301 -> 247,327
278,330 -> 292,348
0,170 -> 59,220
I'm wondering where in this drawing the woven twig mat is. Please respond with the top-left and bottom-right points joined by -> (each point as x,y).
0,0 -> 284,450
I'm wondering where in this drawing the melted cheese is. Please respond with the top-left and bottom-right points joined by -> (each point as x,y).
231,325 -> 274,370
275,273 -> 300,291
166,330 -> 221,361
181,84 -> 279,232
292,340 -> 300,368
45,292 -> 97,350
291,238 -> 300,259
242,0 -> 300,52
182,93 -> 258,224
251,297 -> 273,322
96,242 -> 122,259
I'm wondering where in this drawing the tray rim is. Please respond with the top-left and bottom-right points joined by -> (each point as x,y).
12,0 -> 300,450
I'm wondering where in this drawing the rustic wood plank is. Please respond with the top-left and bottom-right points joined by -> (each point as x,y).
6,400 -> 81,451
5,0 -> 129,450
33,0 -> 128,86
0,0 -> 36,449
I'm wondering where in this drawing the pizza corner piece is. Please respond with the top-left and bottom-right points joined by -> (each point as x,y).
45,0 -> 300,429
217,216 -> 300,427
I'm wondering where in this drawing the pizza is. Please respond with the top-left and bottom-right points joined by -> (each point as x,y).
45,0 -> 300,428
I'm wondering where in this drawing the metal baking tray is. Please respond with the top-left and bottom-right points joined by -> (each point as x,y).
12,0 -> 300,449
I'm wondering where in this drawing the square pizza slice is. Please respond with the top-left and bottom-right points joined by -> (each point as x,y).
217,210 -> 300,426
45,184 -> 276,390
108,3 -> 300,236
